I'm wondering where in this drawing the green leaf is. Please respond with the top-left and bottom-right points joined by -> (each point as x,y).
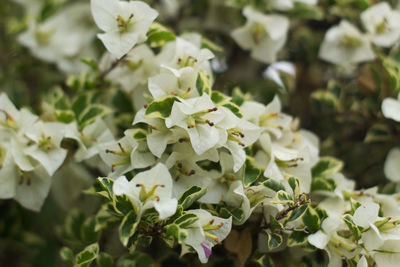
265,231 -> 283,249
64,210 -> 86,241
290,2 -> 323,20
311,157 -> 344,179
147,22 -> 176,48
381,54 -> 400,93
137,235 -> 153,248
80,58 -> 99,72
112,89 -> 134,113
196,71 -> 213,96
263,179 -> 285,192
55,109 -> 75,123
74,243 -> 99,267
165,224 -> 188,243
310,90 -> 339,112
81,217 -> 99,243
97,252 -> 113,267
178,186 -> 207,210
223,102 -> 243,118
287,231 -> 308,247
119,210 -> 138,247
231,87 -> 246,106
288,204 -> 308,222
302,206 -> 321,233
343,214 -> 362,241
244,157 -> 262,187
145,96 -> 178,119
60,247 -> 74,264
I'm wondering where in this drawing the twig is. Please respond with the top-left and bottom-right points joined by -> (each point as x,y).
99,53 -> 128,80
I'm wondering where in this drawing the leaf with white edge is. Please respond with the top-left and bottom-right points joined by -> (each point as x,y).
55,109 -> 75,123
223,102 -> 243,118
274,190 -> 294,205
343,214 -> 362,241
95,204 -> 120,232
119,210 -> 138,247
60,247 -> 74,264
174,213 -> 199,228
88,177 -> 114,200
165,224 -> 188,243
97,252 -> 113,267
201,37 -> 223,52
288,204 -> 308,222
365,123 -> 392,143
130,128 -> 147,141
74,243 -> 99,267
302,206 -> 321,233
268,215 -> 283,231
288,177 -> 300,197
178,186 -> 207,210
196,71 -> 212,96
311,157 -> 343,179
78,104 -> 112,130
244,157 -> 262,187
252,253 -> 275,267
113,194 -> 137,215
287,231 -> 308,247
145,96 -> 178,119
147,22 -> 176,48
265,231 -> 283,249
112,89 -> 134,113
311,177 -> 336,192
137,235 -> 152,248
263,179 -> 285,192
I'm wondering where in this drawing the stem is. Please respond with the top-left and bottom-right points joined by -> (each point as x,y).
99,53 -> 128,80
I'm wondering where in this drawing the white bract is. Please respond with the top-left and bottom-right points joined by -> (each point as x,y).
384,148 -> 400,182
18,3 -> 96,74
113,163 -> 177,219
181,209 -> 232,263
319,20 -> 375,66
91,0 -> 158,59
231,6 -> 289,64
100,129 -> 155,178
361,2 -> 400,47
382,93 -> 400,122
270,0 -> 318,11
165,94 -> 225,155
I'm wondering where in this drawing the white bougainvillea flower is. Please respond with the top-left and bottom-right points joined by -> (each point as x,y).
165,94 -> 225,155
231,6 -> 289,64
100,129 -> 155,178
157,34 -> 214,73
101,44 -> 159,92
133,108 -> 185,158
308,216 -> 359,267
91,0 -> 158,58
263,61 -> 296,89
0,144 -> 52,212
0,93 -> 38,138
18,3 -> 96,73
182,209 -> 232,263
353,201 -> 380,228
384,147 -> 400,182
361,2 -> 400,47
382,93 -> 400,122
270,0 -> 318,11
113,163 -> 177,219
319,20 -> 375,66
24,121 -> 67,176
217,107 -> 261,172
148,66 -> 199,99
66,119 -> 114,162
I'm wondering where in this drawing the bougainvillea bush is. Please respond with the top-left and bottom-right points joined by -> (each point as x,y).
2,0 -> 400,266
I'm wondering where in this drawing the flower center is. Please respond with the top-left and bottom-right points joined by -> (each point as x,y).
251,23 -> 267,44
0,145 -> 6,169
136,184 -> 165,203
117,14 -> 134,33
375,18 -> 388,34
339,35 -> 362,48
